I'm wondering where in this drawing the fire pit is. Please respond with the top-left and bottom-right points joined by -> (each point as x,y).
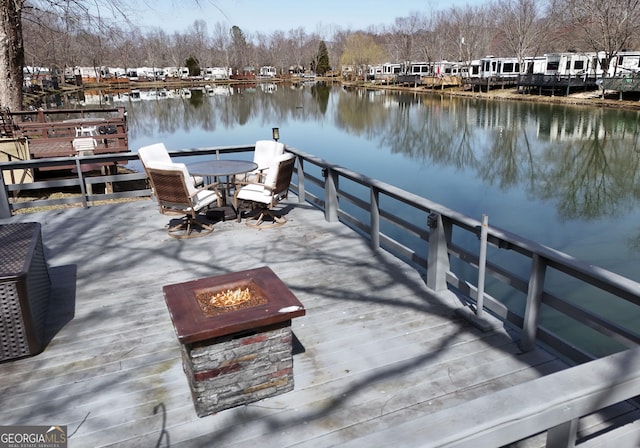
163,266 -> 305,417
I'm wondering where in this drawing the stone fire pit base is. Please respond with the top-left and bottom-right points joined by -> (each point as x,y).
163,266 -> 305,417
182,321 -> 294,416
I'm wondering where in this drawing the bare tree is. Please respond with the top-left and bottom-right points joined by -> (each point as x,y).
1,0 -> 27,110
287,27 -> 309,72
269,30 -> 289,75
561,0 -> 640,72
1,0 -> 135,109
210,21 -> 231,68
495,0 -> 551,64
441,5 -> 495,62
412,10 -> 442,64
384,12 -> 423,63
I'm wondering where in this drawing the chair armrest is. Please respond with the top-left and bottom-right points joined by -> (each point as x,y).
233,179 -> 275,191
189,181 -> 221,199
190,181 -> 222,207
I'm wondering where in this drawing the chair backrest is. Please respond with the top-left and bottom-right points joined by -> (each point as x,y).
147,161 -> 197,196
253,140 -> 285,171
264,153 -> 296,198
146,163 -> 195,212
138,143 -> 172,168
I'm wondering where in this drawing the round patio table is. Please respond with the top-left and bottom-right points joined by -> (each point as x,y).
187,159 -> 257,178
187,159 -> 258,219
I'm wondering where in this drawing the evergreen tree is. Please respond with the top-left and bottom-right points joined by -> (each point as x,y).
230,25 -> 249,75
185,56 -> 200,77
315,41 -> 331,75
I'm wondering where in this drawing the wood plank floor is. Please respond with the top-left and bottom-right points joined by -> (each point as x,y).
0,197 -> 567,447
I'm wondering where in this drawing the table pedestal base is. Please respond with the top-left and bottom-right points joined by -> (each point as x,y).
206,205 -> 237,221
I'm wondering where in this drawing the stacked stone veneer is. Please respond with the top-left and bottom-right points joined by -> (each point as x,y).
181,321 -> 294,416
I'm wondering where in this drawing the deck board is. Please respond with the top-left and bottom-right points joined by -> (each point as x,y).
0,197 -> 568,447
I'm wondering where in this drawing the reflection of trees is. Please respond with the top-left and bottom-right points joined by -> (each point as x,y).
123,85 -> 640,223
385,95 -> 477,170
124,82 -> 332,140
310,82 -> 330,115
334,89 -> 390,137
538,118 -> 640,221
477,101 -> 540,191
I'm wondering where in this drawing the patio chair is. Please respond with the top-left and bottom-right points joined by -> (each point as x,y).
146,161 -> 221,239
138,142 -> 203,187
240,140 -> 285,183
233,152 -> 296,227
72,137 -> 97,156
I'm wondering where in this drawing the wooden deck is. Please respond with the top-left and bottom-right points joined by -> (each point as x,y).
0,197 -> 567,447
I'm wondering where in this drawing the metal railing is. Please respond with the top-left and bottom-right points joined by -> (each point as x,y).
2,145 -> 640,446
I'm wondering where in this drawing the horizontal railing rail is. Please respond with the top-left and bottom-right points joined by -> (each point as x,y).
3,145 -> 640,361
283,147 -> 640,363
2,144 -> 640,446
345,345 -> 640,448
0,145 -> 255,215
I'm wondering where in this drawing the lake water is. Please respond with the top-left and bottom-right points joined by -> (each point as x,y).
116,83 -> 640,287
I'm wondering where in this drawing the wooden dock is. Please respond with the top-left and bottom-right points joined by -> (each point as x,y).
0,197 -> 567,447
3,107 -> 129,161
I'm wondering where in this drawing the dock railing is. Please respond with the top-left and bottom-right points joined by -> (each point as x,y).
2,144 -> 640,446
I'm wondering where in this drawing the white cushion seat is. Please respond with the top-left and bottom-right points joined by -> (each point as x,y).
138,142 -> 203,187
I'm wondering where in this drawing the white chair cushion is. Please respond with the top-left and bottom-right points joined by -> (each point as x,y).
263,153 -> 295,190
138,143 -> 172,166
192,188 -> 219,211
241,140 -> 286,181
140,143 -> 203,187
236,184 -> 269,204
253,140 -> 285,171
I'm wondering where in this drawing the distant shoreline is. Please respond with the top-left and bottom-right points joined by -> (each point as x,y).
26,77 -> 640,113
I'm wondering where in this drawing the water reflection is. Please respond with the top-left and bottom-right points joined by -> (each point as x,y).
73,84 -> 639,225
61,83 -> 640,278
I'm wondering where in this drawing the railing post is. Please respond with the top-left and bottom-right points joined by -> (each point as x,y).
370,187 -> 380,250
476,214 -> 489,317
521,253 -> 547,352
546,418 -> 578,448
0,169 -> 12,218
427,213 -> 451,291
296,157 -> 305,203
323,167 -> 338,222
74,156 -> 89,208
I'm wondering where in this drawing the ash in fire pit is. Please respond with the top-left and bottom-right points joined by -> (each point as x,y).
195,281 -> 267,316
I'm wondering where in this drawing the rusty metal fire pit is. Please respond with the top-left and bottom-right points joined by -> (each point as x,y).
163,266 -> 305,416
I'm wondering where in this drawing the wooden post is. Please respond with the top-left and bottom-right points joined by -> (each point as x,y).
74,156 -> 89,208
296,157 -> 305,203
370,187 -> 380,250
476,214 -> 489,317
323,167 -> 338,222
547,419 -> 578,448
521,254 -> 547,352
427,213 -> 451,291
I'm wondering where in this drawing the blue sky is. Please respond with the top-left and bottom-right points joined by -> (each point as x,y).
133,0 -> 484,35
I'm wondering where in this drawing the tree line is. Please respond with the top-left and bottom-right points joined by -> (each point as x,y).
2,0 -> 640,110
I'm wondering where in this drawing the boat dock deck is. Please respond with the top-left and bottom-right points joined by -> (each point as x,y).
0,197 -> 567,447
2,107 -> 129,162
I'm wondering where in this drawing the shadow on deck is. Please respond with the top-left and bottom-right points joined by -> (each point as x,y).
0,198 -> 567,447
